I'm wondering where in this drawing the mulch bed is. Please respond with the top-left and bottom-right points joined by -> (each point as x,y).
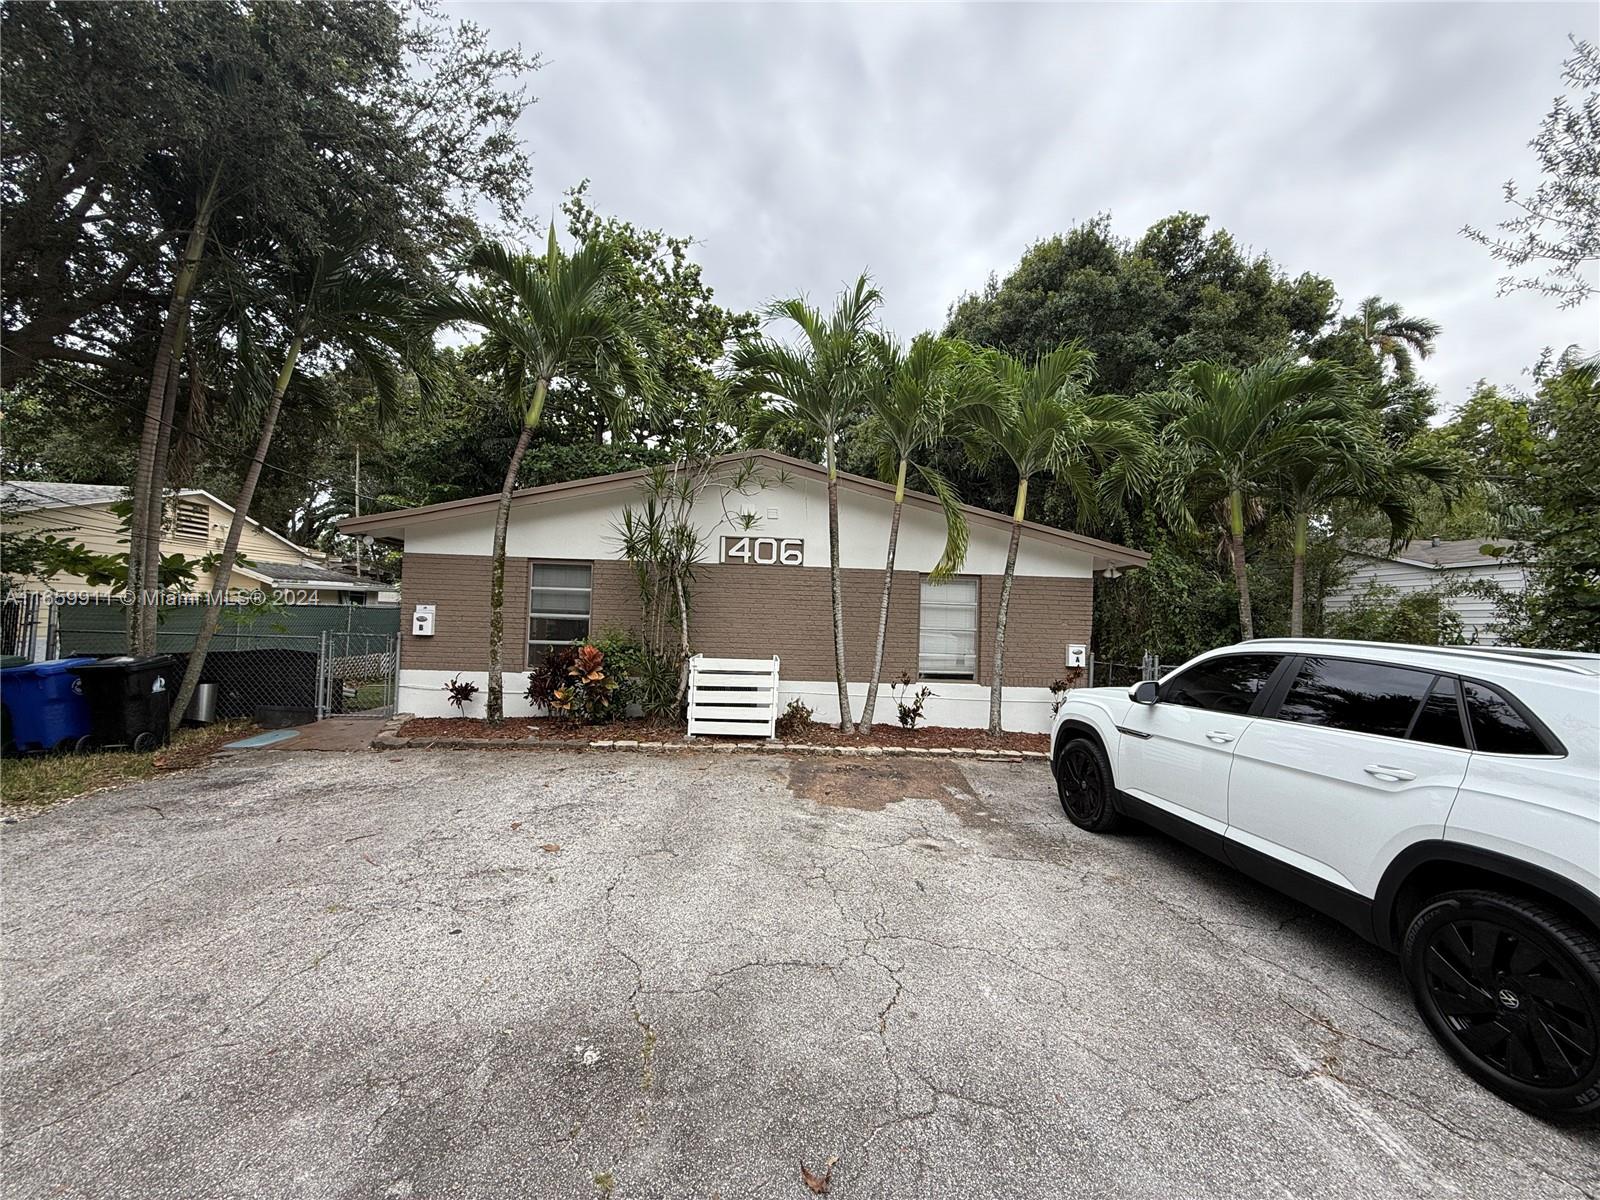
397,716 -> 1048,754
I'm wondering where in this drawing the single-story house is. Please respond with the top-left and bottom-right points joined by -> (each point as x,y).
1323,536 -> 1528,645
338,450 -> 1150,732
2,482 -> 389,658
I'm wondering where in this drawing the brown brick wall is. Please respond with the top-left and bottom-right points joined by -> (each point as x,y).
978,574 -> 1093,687
399,553 -> 530,671
399,553 -> 1092,688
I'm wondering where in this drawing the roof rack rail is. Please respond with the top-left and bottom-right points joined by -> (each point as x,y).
1239,638 -> 1599,676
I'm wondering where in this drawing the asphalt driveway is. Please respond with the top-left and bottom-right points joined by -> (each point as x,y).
2,748 -> 1596,1199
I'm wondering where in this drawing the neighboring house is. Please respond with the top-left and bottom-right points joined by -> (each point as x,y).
339,449 -> 1151,732
1324,537 -> 1528,645
2,482 -> 389,658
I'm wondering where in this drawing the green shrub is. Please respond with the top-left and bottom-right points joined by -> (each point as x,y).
1323,583 -> 1467,646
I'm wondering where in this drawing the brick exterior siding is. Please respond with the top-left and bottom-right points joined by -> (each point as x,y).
400,553 -> 1092,686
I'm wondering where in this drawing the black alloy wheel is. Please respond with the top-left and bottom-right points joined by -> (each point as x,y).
1056,738 -> 1121,832
1404,890 -> 1600,1115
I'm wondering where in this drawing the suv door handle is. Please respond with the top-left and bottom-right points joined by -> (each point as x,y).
1205,731 -> 1235,744
1364,765 -> 1417,782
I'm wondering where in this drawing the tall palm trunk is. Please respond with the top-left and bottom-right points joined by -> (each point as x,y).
486,378 -> 548,723
129,169 -> 221,654
139,309 -> 191,613
988,477 -> 1027,735
858,458 -> 906,733
1289,510 -> 1308,638
1228,488 -> 1254,640
825,434 -> 851,731
168,332 -> 302,731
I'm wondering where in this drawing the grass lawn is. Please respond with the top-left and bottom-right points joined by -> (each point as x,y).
350,681 -> 390,711
1,721 -> 253,811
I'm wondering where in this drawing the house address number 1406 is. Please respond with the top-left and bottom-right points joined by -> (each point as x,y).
720,535 -> 804,566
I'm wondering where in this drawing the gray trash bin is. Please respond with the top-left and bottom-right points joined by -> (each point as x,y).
184,681 -> 218,724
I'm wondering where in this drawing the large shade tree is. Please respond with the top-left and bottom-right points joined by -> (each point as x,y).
733,276 -> 883,730
416,233 -> 656,722
1464,37 -> 1599,308
960,344 -> 1152,733
168,230 -> 436,729
1,0 -> 540,653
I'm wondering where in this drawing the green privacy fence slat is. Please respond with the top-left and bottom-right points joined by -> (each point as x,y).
55,600 -> 399,655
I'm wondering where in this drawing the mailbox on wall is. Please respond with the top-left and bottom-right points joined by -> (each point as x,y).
1067,643 -> 1086,668
412,604 -> 436,637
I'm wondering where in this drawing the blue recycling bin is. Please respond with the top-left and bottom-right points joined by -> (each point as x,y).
0,657 -> 98,755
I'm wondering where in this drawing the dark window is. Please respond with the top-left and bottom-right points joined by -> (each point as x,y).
1275,657 -> 1432,738
1161,654 -> 1282,715
1463,682 -> 1551,755
1408,676 -> 1468,749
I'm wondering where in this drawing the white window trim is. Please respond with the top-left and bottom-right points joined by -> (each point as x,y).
527,562 -> 593,662
918,576 -> 979,681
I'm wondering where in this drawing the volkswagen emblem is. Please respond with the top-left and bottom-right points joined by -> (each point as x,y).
1497,988 -> 1521,1010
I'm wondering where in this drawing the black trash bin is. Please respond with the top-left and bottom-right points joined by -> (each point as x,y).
67,655 -> 176,752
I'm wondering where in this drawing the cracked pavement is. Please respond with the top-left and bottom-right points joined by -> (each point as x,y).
2,749 -> 1597,1199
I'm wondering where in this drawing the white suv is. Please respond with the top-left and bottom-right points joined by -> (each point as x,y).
1051,638 -> 1600,1115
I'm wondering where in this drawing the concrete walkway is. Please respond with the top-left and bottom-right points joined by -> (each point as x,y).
239,715 -> 383,752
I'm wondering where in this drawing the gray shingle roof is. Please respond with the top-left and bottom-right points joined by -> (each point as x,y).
1,481 -> 129,510
1354,537 -> 1523,568
246,560 -> 372,587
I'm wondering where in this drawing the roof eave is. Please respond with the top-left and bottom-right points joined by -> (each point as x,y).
337,449 -> 1152,568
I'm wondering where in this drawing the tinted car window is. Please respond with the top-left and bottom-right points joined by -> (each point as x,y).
1275,657 -> 1432,738
1463,681 -> 1552,755
1161,655 -> 1282,715
1408,676 -> 1469,749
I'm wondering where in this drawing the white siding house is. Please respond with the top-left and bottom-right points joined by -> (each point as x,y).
1324,538 -> 1528,644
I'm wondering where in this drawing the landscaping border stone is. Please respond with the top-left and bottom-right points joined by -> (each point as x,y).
370,713 -> 1045,764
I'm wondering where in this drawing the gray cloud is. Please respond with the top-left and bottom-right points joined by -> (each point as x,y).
468,1 -> 1597,409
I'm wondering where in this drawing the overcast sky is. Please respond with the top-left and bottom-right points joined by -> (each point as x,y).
464,2 -> 1597,414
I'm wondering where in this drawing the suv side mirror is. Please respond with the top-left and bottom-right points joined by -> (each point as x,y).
1129,680 -> 1160,706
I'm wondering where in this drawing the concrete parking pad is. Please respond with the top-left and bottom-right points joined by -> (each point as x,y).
2,750 -> 1596,1198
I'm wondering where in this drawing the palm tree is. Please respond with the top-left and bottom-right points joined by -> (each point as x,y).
415,231 -> 655,722
854,334 -> 970,733
1156,357 -> 1350,640
1275,432 -> 1459,636
1353,296 -> 1440,383
732,275 -> 882,731
961,344 -> 1152,735
168,237 -> 434,729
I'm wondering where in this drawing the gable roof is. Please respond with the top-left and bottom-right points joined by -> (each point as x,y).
1,481 -> 127,510
1346,537 -> 1524,570
337,449 -> 1151,569
3,481 -> 317,561
243,560 -> 375,588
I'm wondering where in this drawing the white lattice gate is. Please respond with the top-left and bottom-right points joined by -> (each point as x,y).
686,655 -> 781,739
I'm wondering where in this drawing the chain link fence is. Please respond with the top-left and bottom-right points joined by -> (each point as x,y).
1087,651 -> 1172,690
51,600 -> 399,723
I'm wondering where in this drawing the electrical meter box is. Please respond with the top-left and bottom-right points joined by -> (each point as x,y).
412,605 -> 436,637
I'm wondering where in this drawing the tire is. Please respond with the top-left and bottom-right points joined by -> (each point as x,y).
1055,736 -> 1123,832
73,735 -> 96,754
1402,889 -> 1600,1116
131,732 -> 156,753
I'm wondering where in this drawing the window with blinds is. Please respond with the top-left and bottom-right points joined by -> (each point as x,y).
919,577 -> 978,679
529,563 -> 592,657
